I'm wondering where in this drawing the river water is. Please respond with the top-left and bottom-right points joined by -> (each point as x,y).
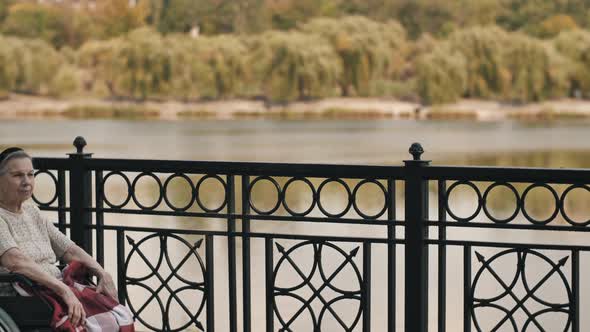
2,118 -> 590,331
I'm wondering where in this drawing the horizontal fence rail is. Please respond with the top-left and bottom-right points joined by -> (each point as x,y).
28,137 -> 590,332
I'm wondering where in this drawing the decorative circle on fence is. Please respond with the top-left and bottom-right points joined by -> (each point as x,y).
351,179 -> 388,219
102,171 -> 132,209
520,183 -> 560,225
559,184 -> 590,226
471,248 -> 572,332
162,173 -> 195,212
195,174 -> 227,213
444,181 -> 483,222
482,182 -> 520,224
131,172 -> 163,210
282,177 -> 316,217
125,233 -> 207,332
249,176 -> 282,215
32,170 -> 58,206
317,178 -> 352,218
273,241 -> 363,332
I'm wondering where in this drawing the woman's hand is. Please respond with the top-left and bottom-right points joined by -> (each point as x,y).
59,286 -> 86,327
97,272 -> 118,301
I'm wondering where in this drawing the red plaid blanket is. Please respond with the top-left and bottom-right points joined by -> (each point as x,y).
14,261 -> 135,332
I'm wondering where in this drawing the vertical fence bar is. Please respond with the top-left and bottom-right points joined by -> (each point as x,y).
404,143 -> 430,332
57,170 -> 67,233
463,246 -> 472,332
572,250 -> 579,332
265,238 -> 274,332
95,170 -> 104,266
242,175 -> 251,332
116,230 -> 127,306
387,179 -> 396,332
227,175 -> 238,332
206,235 -> 215,332
68,136 -> 93,253
363,242 -> 372,332
438,180 -> 447,332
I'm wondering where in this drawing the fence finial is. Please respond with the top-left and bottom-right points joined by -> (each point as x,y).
73,136 -> 87,154
409,143 -> 424,161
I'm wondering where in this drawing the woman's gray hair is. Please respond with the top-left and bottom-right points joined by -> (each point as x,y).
0,150 -> 32,176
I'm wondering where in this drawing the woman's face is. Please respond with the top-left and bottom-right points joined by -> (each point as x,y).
0,158 -> 35,204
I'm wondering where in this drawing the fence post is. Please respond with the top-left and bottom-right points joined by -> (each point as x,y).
68,136 -> 93,253
404,143 -> 430,332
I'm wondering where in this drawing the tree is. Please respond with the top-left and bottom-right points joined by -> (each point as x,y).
0,35 -> 64,94
159,0 -> 270,35
415,43 -> 467,104
300,16 -> 408,96
93,0 -> 150,38
162,35 -> 216,100
2,2 -> 100,48
267,0 -> 341,30
554,29 -> 590,97
251,31 -> 342,102
0,0 -> 14,23
448,26 -> 510,98
503,34 -> 569,102
537,14 -> 578,38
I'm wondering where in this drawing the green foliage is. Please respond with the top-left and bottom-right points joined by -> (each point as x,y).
161,35 -> 216,100
252,31 -> 342,102
268,0 -> 341,30
77,29 -> 251,100
77,38 -> 120,95
158,0 -> 270,34
503,34 -> 569,102
2,2 -> 97,48
0,35 -> 63,94
93,0 -> 149,38
417,26 -> 571,104
0,0 -> 13,23
448,26 -> 510,98
415,43 -> 466,104
169,34 -> 250,99
193,35 -> 250,98
554,29 -> 590,96
49,65 -> 80,97
105,28 -> 171,100
300,16 -> 408,96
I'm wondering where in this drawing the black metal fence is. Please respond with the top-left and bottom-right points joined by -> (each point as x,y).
31,137 -> 590,331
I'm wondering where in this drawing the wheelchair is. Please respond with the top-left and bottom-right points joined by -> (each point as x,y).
0,272 -> 54,332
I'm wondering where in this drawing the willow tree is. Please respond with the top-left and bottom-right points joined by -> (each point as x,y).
190,35 -> 251,98
415,42 -> 466,104
93,0 -> 150,38
161,35 -> 216,100
554,29 -> 590,97
251,31 -> 342,102
0,36 -> 63,95
77,38 -> 121,95
300,16 -> 408,96
448,26 -> 511,99
503,34 -> 569,102
0,35 -> 20,93
112,28 -> 173,99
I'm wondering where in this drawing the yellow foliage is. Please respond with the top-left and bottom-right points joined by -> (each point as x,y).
539,15 -> 578,38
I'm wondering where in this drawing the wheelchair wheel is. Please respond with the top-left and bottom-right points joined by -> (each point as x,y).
0,307 -> 19,332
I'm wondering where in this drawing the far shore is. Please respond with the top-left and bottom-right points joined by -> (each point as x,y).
2,94 -> 590,121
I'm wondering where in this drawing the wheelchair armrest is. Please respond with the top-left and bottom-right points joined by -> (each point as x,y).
0,272 -> 53,330
0,272 -> 35,289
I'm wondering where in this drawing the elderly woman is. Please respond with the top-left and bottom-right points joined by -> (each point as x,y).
0,147 -> 118,328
